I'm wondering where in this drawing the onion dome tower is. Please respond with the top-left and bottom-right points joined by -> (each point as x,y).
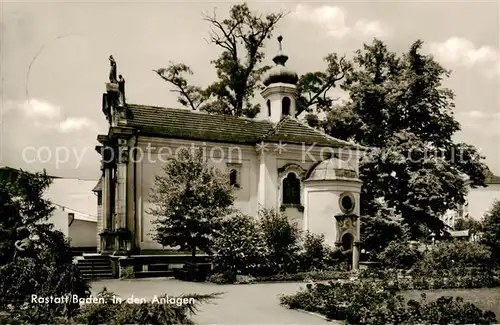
260,36 -> 299,123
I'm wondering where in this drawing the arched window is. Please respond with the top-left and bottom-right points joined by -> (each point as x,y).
282,172 -> 300,204
282,97 -> 290,116
267,99 -> 271,117
229,169 -> 239,187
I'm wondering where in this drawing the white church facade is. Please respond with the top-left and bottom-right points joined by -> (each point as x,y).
94,38 -> 366,269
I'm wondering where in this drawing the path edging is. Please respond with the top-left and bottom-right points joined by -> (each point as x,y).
295,308 -> 344,324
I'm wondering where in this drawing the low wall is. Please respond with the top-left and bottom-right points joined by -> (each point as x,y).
109,254 -> 213,278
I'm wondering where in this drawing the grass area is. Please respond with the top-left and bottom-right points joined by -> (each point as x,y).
403,287 -> 500,318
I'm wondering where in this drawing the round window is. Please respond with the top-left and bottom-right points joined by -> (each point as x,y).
339,193 -> 355,213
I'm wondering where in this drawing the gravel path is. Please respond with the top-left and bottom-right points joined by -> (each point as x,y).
90,278 -> 338,325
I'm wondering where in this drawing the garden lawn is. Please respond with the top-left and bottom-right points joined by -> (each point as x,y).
403,287 -> 500,317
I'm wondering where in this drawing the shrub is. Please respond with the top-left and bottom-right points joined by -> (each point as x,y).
324,247 -> 351,269
212,212 -> 267,276
207,272 -> 237,284
280,279 -> 497,324
298,231 -> 327,271
415,240 -> 492,273
377,240 -> 422,269
120,266 -> 135,279
258,209 -> 301,274
208,270 -> 350,284
0,236 -> 89,323
73,288 -> 218,325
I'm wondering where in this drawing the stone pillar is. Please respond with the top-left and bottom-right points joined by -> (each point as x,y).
354,214 -> 361,270
114,139 -> 129,251
257,149 -> 267,210
352,241 -> 360,270
103,168 -> 111,229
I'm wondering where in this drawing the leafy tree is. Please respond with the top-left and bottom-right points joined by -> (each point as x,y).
360,131 -> 470,238
156,4 -> 489,242
481,199 -> 500,265
156,3 -> 286,117
296,53 -> 351,116
0,170 -> 90,323
149,147 -> 235,257
361,198 -> 404,254
314,39 -> 489,239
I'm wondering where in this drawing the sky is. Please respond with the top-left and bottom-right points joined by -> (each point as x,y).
1,0 -> 499,180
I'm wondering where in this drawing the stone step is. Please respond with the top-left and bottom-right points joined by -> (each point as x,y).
80,257 -> 110,262
78,267 -> 112,273
78,261 -> 110,265
82,271 -> 113,277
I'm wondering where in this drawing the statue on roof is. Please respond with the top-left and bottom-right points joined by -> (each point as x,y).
118,74 -> 125,106
109,55 -> 117,83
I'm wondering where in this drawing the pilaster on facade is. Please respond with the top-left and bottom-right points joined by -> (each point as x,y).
115,138 -> 129,230
257,149 -> 278,210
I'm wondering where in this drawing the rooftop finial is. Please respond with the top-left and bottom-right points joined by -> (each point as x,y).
272,35 -> 288,66
277,35 -> 283,51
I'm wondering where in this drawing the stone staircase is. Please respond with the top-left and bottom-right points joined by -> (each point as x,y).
76,254 -> 113,281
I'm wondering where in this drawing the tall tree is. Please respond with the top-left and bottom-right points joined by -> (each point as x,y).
149,147 -> 235,257
296,53 -> 351,117
0,170 -> 89,322
315,39 -> 489,239
156,3 -> 286,118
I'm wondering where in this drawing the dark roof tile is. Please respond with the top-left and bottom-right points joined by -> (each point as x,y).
124,104 -> 362,149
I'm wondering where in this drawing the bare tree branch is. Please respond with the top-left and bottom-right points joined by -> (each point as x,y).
153,65 -> 204,110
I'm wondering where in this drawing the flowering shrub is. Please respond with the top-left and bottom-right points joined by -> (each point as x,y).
280,279 -> 497,324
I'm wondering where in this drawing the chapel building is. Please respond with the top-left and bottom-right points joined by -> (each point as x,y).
94,37 -> 366,269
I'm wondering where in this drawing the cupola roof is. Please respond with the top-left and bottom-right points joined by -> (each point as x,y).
306,157 -> 358,181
